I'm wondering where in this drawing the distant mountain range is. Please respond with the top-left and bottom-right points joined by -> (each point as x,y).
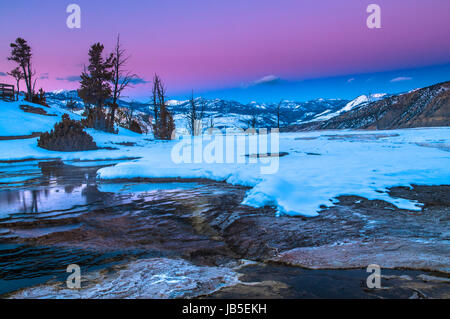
46,90 -> 353,129
288,81 -> 450,131
46,81 -> 449,131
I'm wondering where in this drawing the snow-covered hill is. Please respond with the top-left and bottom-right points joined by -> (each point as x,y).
292,81 -> 450,131
0,99 -> 80,137
310,93 -> 387,122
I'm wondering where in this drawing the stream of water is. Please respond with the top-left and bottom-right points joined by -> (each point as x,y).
0,159 -> 448,298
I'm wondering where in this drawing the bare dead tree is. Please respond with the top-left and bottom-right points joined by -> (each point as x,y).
109,34 -> 137,130
199,97 -> 206,126
125,106 -> 134,127
151,74 -> 175,140
186,91 -> 205,135
151,74 -> 163,125
187,91 -> 197,135
247,113 -> 259,129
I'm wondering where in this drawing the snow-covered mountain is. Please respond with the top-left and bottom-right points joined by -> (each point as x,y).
310,93 -> 387,122
46,90 -> 350,129
288,81 -> 450,131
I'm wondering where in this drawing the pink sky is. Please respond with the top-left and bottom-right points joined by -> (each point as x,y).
0,0 -> 449,99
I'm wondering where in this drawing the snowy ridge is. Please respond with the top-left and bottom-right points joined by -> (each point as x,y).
311,93 -> 387,122
341,93 -> 386,112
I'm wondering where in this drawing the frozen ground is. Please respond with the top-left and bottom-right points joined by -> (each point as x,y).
96,129 -> 450,217
0,99 -> 449,217
10,257 -> 241,299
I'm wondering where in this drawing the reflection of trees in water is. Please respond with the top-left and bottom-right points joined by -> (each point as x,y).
0,160 -> 105,214
0,189 -> 42,213
31,190 -> 38,213
65,185 -> 75,193
38,160 -> 93,189
2,189 -> 20,205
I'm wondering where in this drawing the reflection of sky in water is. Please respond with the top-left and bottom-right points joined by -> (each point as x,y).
0,182 -> 201,219
0,161 -> 215,296
64,160 -> 135,168
98,182 -> 199,194
0,159 -> 203,238
0,185 -> 91,218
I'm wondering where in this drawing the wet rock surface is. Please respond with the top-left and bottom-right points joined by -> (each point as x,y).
10,257 -> 240,299
207,264 -> 450,299
222,190 -> 449,270
0,160 -> 448,298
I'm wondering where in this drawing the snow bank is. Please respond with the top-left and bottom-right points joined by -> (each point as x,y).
97,128 -> 450,217
0,100 -> 79,136
0,99 -> 145,162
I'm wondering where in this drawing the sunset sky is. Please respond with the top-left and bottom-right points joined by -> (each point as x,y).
0,0 -> 449,102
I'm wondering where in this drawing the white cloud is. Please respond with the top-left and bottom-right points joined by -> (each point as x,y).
253,75 -> 280,85
347,78 -> 355,83
390,76 -> 412,83
241,75 -> 281,88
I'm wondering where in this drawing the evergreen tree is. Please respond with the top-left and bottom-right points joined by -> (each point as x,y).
78,43 -> 114,131
78,43 -> 113,109
8,38 -> 34,101
38,114 -> 97,152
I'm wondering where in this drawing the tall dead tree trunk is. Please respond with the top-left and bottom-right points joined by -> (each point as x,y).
109,34 -> 137,131
151,75 -> 175,140
187,91 -> 204,135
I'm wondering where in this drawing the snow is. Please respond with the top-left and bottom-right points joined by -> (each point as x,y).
167,99 -> 187,106
341,93 -> 386,112
0,99 -> 449,218
312,93 -> 387,122
0,99 -> 80,136
50,89 -> 67,94
0,99 -> 144,162
96,128 -> 450,217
